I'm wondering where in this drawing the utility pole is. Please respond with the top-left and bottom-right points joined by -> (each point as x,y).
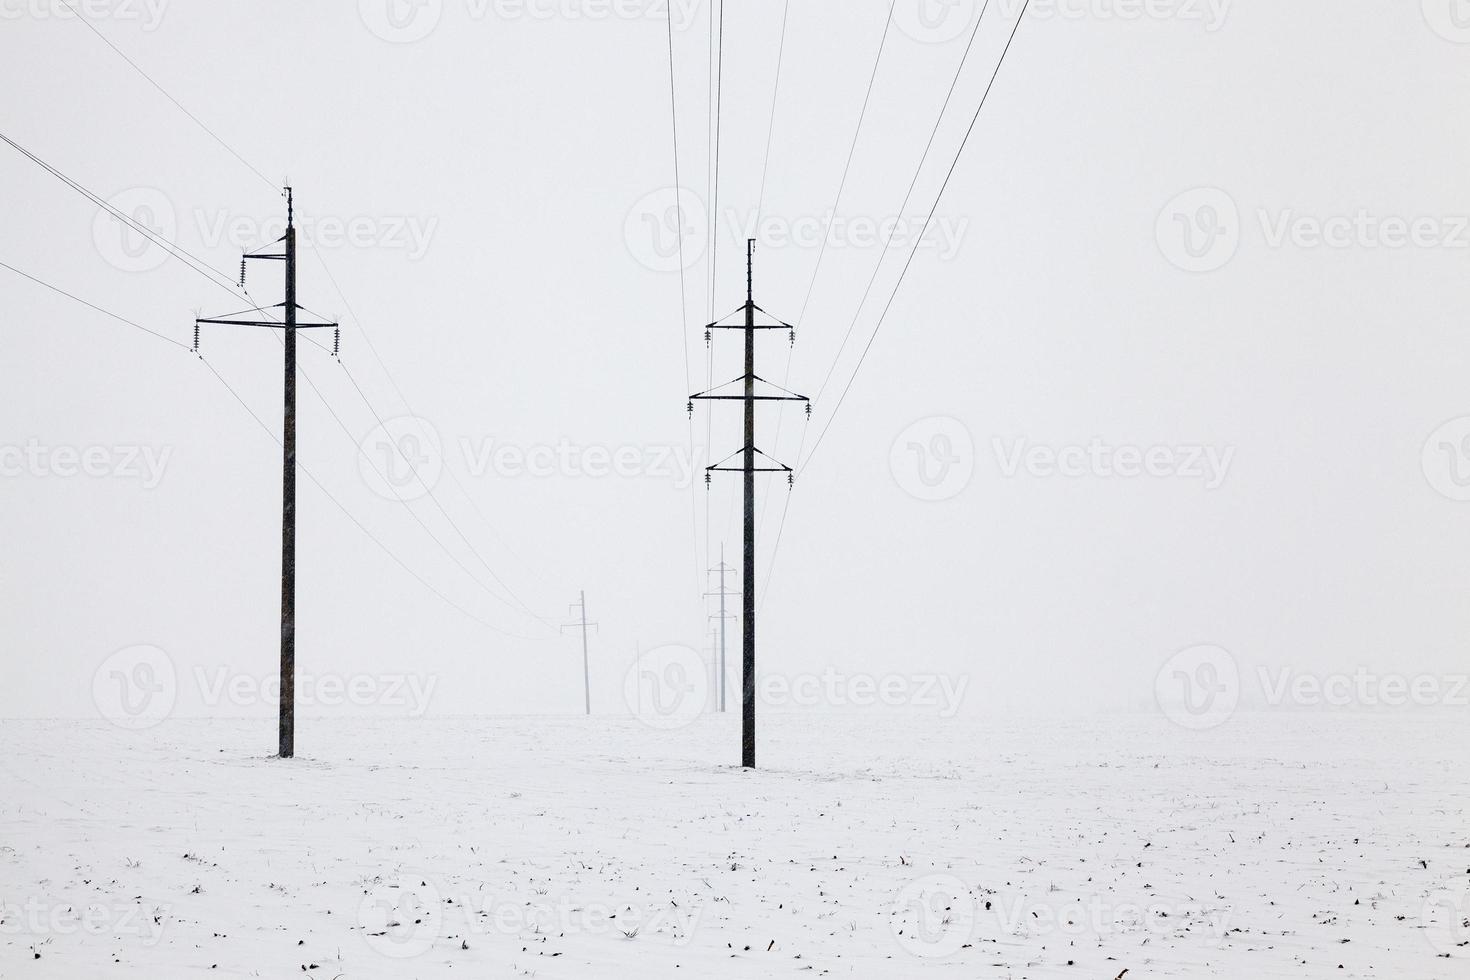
195,187 -> 338,760
702,624 -> 720,712
704,543 -> 737,713
561,591 -> 598,715
690,240 -> 808,768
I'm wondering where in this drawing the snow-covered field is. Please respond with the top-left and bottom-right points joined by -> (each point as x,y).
2,712 -> 1467,979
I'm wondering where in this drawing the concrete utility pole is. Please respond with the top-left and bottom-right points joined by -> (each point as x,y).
196,187 -> 338,760
690,240 -> 808,768
705,544 -> 737,713
561,591 -> 598,715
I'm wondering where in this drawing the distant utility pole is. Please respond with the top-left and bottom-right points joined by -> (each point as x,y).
704,543 -> 737,713
702,625 -> 720,712
561,591 -> 598,715
196,188 -> 338,760
690,240 -> 809,768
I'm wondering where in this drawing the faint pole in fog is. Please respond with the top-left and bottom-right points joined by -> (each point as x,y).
705,543 -> 738,713
561,591 -> 598,715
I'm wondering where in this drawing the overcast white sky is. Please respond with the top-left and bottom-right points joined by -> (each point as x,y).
2,0 -> 1468,725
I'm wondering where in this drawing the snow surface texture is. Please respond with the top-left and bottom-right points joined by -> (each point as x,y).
1,713 -> 1466,978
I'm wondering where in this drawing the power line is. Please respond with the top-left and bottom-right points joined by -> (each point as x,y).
59,0 -> 277,192
754,0 -> 792,229
4,120 -> 555,637
754,0 -> 897,560
0,130 -> 242,294
293,342 -> 545,635
39,22 -> 559,621
703,0 -> 726,586
0,259 -> 189,352
3,257 -> 545,639
811,0 -> 995,406
763,0 -> 1033,607
666,0 -> 703,595
241,247 -> 551,638
795,0 -> 898,325
303,241 -> 551,597
199,354 -> 541,640
329,350 -> 554,630
801,0 -> 1035,478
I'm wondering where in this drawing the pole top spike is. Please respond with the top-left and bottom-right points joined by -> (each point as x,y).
284,185 -> 294,227
746,238 -> 755,303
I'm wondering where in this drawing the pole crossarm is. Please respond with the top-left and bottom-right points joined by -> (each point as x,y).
693,393 -> 808,402
691,376 -> 809,403
706,302 -> 793,332
196,316 -> 338,330
707,321 -> 791,331
708,446 -> 792,474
